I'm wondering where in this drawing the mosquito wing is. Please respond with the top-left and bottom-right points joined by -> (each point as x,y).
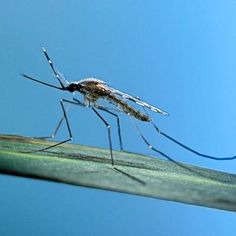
108,87 -> 169,115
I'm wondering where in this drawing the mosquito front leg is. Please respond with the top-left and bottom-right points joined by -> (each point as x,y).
42,47 -> 65,88
30,99 -> 72,152
29,98 -> 86,152
33,98 -> 86,141
33,110 -> 68,140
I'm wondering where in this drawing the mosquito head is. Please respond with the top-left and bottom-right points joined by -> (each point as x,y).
66,82 -> 83,93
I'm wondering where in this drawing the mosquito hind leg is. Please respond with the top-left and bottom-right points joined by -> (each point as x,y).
135,124 -> 178,163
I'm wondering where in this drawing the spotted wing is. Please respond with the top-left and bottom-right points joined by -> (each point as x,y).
108,87 -> 169,115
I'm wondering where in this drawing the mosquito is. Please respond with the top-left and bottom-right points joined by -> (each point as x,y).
22,48 -> 236,167
22,47 -> 169,165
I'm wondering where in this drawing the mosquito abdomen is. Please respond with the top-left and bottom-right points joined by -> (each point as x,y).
106,94 -> 151,122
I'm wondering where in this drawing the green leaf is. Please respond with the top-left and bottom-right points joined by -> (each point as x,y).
0,134 -> 236,212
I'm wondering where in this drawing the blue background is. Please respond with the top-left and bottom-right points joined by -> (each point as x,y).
1,1 -> 236,235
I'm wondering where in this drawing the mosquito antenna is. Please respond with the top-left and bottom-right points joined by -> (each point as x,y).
22,74 -> 64,90
42,47 -> 66,88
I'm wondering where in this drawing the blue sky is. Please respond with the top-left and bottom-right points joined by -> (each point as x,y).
1,1 -> 236,235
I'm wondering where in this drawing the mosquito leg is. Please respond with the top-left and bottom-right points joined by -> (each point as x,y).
95,105 -> 123,151
149,119 -> 236,161
29,99 -> 74,152
29,98 -> 84,152
72,98 -> 87,107
143,108 -> 236,161
33,116 -> 65,140
92,106 -> 147,183
135,124 -> 212,177
135,124 -> 183,164
141,107 -> 161,133
30,94 -> 85,143
41,47 -> 65,88
32,103 -> 73,140
92,108 -> 114,166
50,116 -> 65,138
33,107 -> 69,139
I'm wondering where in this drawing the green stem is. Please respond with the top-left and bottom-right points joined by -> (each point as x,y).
0,134 -> 236,212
